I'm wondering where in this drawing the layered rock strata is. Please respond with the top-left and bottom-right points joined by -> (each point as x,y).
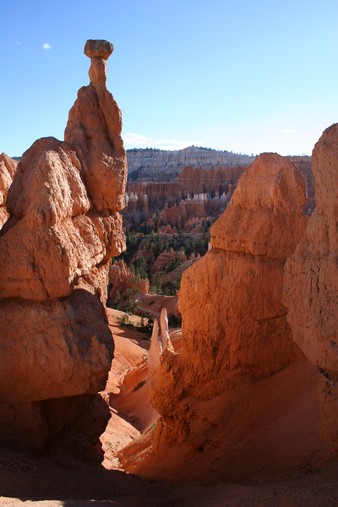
284,124 -> 338,453
127,147 -> 255,181
0,40 -> 126,448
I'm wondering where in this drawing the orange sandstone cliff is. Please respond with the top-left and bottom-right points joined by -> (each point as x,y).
0,40 -> 127,449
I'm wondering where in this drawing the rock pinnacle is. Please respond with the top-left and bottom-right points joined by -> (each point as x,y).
84,39 -> 114,86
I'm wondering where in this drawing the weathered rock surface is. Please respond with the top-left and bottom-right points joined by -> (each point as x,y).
150,248 -> 187,275
0,138 -> 124,301
65,40 -> 126,214
148,308 -> 174,376
132,153 -> 311,479
0,40 -> 127,448
176,153 -> 308,396
108,259 -> 149,306
0,153 -> 17,228
284,124 -> 338,452
211,153 -> 308,259
84,39 -> 113,60
124,157 -> 313,236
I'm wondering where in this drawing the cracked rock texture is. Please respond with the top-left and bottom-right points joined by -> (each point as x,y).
284,124 -> 338,453
0,40 -> 126,448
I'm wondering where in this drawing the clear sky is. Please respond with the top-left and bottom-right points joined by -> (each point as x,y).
1,0 -> 338,157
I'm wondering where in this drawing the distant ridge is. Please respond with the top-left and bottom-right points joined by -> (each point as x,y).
127,146 -> 256,181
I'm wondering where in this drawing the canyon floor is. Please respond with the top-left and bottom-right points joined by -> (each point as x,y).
1,308 -> 338,507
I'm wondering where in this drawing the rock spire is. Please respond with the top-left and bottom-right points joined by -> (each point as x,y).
0,40 -> 127,449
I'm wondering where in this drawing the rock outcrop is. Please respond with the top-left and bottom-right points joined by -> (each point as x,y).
0,40 -> 127,448
175,153 -> 307,396
65,40 -> 126,213
124,158 -> 313,236
124,166 -> 239,234
284,124 -> 338,453
127,153 -> 311,480
108,259 -> 149,306
150,248 -> 187,275
0,153 -> 17,228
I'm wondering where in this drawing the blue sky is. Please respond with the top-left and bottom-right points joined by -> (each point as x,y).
1,0 -> 338,156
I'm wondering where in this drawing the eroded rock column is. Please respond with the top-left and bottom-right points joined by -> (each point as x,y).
149,153 -> 308,450
0,40 -> 127,449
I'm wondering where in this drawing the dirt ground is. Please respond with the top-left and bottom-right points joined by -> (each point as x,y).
1,309 -> 337,506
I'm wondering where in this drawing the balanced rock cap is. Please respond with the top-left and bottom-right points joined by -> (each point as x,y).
84,39 -> 113,60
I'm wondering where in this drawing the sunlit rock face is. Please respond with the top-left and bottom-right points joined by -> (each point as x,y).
284,124 -> 338,453
175,153 -> 308,398
0,39 -> 127,448
146,153 -> 308,460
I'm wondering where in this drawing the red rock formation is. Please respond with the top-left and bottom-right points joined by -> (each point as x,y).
0,153 -> 17,228
150,248 -> 187,275
124,166 -> 236,233
284,124 -> 338,453
108,259 -> 149,304
0,40 -> 127,449
124,158 -> 314,235
65,40 -> 127,214
177,165 -> 244,195
122,153 -> 314,481
177,154 -> 307,395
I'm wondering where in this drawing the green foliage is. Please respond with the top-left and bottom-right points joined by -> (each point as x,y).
162,279 -> 180,296
113,288 -> 138,314
150,271 -> 164,295
113,231 -> 209,298
116,313 -> 153,339
117,314 -> 131,326
129,255 -> 148,279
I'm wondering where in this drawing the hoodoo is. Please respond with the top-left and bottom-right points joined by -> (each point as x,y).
0,40 -> 127,449
120,153 -> 332,482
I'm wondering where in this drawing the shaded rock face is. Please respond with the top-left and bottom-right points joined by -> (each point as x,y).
0,153 -> 17,228
0,40 -> 127,448
149,153 -> 308,445
284,124 -> 338,453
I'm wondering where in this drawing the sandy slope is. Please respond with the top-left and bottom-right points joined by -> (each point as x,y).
1,310 -> 337,506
